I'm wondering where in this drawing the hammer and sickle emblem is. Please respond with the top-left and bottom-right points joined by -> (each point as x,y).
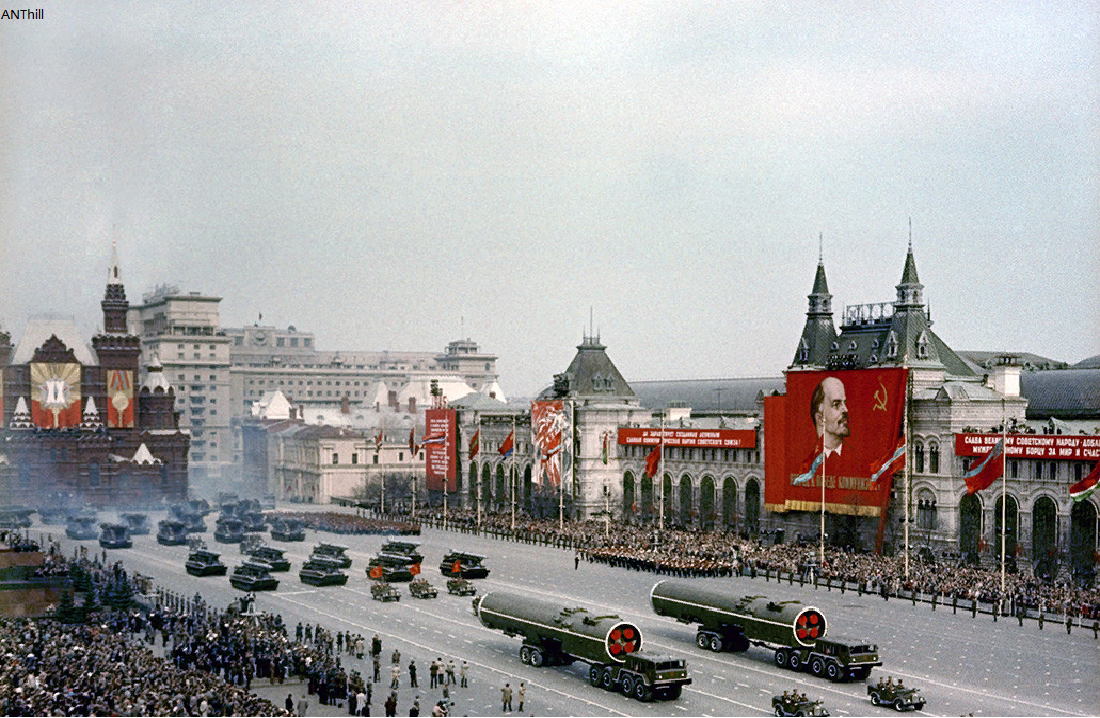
872,377 -> 889,412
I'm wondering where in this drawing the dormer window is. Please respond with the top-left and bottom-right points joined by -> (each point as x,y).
916,332 -> 930,360
871,339 -> 880,349
799,338 -> 809,362
885,332 -> 899,359
592,373 -> 602,391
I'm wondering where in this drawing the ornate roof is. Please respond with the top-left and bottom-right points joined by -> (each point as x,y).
554,334 -> 634,399
12,318 -> 98,366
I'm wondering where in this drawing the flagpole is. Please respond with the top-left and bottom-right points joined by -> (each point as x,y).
659,416 -> 666,532
1001,399 -> 1007,594
904,360 -> 911,583
820,446 -> 825,567
476,414 -> 482,533
510,414 -> 516,532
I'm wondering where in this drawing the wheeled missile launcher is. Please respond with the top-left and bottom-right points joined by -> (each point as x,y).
474,591 -> 691,701
651,580 -> 880,681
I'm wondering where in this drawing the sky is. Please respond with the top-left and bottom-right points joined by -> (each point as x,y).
2,1 -> 1097,398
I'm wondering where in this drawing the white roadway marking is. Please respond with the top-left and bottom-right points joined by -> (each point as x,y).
267,591 -> 633,717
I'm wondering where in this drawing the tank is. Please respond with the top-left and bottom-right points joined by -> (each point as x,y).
311,542 -> 352,568
439,551 -> 490,579
214,518 -> 245,544
299,556 -> 348,586
121,513 -> 151,535
98,523 -> 132,549
156,519 -> 189,546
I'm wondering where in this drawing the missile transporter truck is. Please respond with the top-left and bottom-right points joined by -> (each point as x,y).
650,580 -> 881,681
474,591 -> 691,701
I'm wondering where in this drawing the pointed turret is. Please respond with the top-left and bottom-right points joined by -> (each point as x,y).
10,397 -> 32,430
894,237 -> 924,310
80,397 -> 104,431
791,235 -> 838,368
550,333 -> 634,399
887,240 -> 935,364
101,240 -> 130,334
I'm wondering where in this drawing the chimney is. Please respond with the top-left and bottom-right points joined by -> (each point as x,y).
341,396 -> 350,414
991,354 -> 1021,398
289,407 -> 298,421
489,391 -> 496,399
388,390 -> 398,408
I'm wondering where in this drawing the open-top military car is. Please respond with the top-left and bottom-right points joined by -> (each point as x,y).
121,513 -> 151,535
868,679 -> 925,711
772,693 -> 830,716
370,580 -> 400,602
409,578 -> 438,599
270,517 -> 306,542
98,522 -> 132,549
157,519 -> 189,546
312,542 -> 353,568
299,556 -> 348,586
250,545 -> 291,571
230,560 -> 279,591
186,549 -> 229,577
439,551 -> 490,579
447,577 -> 477,596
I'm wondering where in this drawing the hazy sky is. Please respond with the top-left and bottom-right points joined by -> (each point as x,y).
2,1 -> 1097,397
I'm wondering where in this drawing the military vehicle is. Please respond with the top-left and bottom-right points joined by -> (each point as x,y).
381,540 -> 424,563
650,580 -> 881,681
156,519 -> 189,546
474,591 -> 691,701
121,513 -> 151,535
409,578 -> 438,599
772,693 -> 830,716
170,504 -> 206,533
447,577 -> 477,596
65,515 -> 99,540
867,679 -> 925,711
250,545 -> 291,571
240,533 -> 264,555
311,542 -> 352,568
241,510 -> 267,533
370,580 -> 400,602
299,556 -> 348,586
230,560 -> 280,591
259,495 -> 277,510
439,551 -> 490,579
214,517 -> 245,544
366,554 -> 419,582
98,522 -> 132,549
189,498 -> 212,516
186,549 -> 229,577
0,507 -> 34,529
270,517 -> 306,542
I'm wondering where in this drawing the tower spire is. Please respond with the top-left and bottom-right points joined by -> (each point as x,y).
101,239 -> 129,334
108,239 -> 122,285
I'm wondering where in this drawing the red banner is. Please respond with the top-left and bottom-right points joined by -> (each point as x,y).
955,433 -> 1100,461
765,368 -> 908,517
531,400 -> 565,487
424,408 -> 456,492
30,362 -> 82,429
617,427 -> 755,448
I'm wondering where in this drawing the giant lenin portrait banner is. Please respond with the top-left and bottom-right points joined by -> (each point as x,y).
531,400 -> 567,487
424,408 -> 457,492
765,368 -> 907,517
31,362 -> 82,429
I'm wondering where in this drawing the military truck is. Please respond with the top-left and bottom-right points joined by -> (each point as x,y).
370,580 -> 400,602
186,549 -> 228,577
156,519 -> 189,546
474,591 -> 691,701
381,540 -> 424,563
409,578 -> 438,599
651,579 -> 881,681
98,523 -> 132,549
867,679 -> 925,711
772,693 -> 830,716
447,577 -> 477,596
299,556 -> 348,587
439,551 -> 490,579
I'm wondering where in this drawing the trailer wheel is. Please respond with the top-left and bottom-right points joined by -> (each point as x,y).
529,647 -> 543,667
633,680 -> 651,702
601,667 -> 617,691
826,662 -> 841,681
775,649 -> 788,668
810,657 -> 826,677
520,647 -> 531,664
588,665 -> 600,686
709,635 -> 724,652
696,633 -> 710,650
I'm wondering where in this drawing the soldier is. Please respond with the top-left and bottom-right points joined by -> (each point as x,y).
373,655 -> 381,683
886,676 -> 893,686
1017,607 -> 1025,627
429,659 -> 439,688
372,634 -> 383,658
1066,617 -> 1071,635
409,660 -> 418,688
1093,621 -> 1099,639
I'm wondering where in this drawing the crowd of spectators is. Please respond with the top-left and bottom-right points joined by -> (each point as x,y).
270,511 -> 419,537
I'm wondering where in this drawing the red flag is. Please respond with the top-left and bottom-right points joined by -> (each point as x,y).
468,429 -> 480,459
870,437 -> 906,483
645,443 -> 661,479
409,428 -> 415,454
375,429 -> 384,452
1070,462 -> 1100,502
369,565 -> 385,579
451,560 -> 461,574
498,430 -> 514,458
410,563 -> 421,576
964,439 -> 1004,495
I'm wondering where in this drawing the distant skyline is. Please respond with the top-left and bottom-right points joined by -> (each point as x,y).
2,2 -> 1097,397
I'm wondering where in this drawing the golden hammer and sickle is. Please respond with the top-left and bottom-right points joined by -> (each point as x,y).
872,377 -> 889,412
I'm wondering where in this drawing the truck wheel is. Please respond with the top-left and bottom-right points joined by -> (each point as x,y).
588,666 -> 601,687
810,657 -> 826,677
619,675 -> 633,695
775,649 -> 788,668
520,647 -> 531,665
601,667 -> 617,691
871,692 -> 881,706
696,633 -> 710,650
633,681 -> 651,702
709,635 -> 724,652
826,662 -> 841,681
529,647 -> 543,667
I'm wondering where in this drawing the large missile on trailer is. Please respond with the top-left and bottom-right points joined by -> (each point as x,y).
650,580 -> 880,681
474,591 -> 641,665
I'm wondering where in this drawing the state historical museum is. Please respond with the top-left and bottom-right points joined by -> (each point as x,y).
0,249 -> 190,507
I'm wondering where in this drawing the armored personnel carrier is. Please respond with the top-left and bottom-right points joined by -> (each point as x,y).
868,679 -> 925,711
409,578 -> 438,599
370,580 -> 400,602
311,542 -> 352,568
230,560 -> 279,591
447,577 -> 477,596
98,523 -> 132,549
772,693 -> 830,716
240,533 -> 264,555
156,519 -> 189,546
250,545 -> 291,571
299,556 -> 348,587
440,551 -> 490,579
186,549 -> 228,577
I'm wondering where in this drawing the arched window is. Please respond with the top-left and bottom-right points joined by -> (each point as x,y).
592,373 -> 602,391
914,443 -> 925,473
928,444 -> 939,474
916,331 -> 930,360
885,332 -> 899,359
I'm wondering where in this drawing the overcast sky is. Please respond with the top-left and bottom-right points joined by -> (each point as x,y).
2,1 -> 1097,397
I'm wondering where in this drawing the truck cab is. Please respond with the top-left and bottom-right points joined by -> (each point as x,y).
587,652 -> 691,702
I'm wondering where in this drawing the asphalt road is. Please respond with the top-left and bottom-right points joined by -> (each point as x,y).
39,507 -> 1100,717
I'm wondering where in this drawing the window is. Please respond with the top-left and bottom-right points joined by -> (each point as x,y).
351,453 -> 358,464
372,455 -> 378,464
1010,460 -> 1019,478
1049,461 -> 1057,480
277,337 -> 285,347
928,445 -> 939,474
304,338 -> 312,347
332,454 -> 339,465
914,444 -> 925,473
209,375 -> 217,381
1076,463 -> 1085,481
1034,461 -> 1042,480
399,452 -> 404,461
